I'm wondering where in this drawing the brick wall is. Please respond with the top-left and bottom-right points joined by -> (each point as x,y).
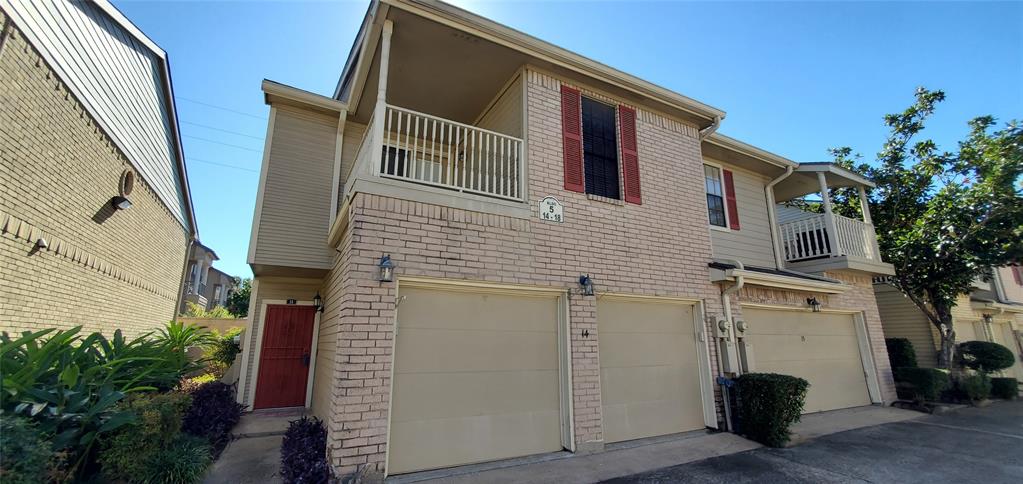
0,14 -> 188,337
319,68 -> 726,478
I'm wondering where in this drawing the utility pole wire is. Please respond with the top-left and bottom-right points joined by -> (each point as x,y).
183,134 -> 262,153
177,96 -> 266,120
181,120 -> 264,140
187,156 -> 259,173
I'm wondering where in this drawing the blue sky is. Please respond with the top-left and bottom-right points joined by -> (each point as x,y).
113,0 -> 1023,279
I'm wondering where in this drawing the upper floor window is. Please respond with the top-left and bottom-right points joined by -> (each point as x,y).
704,164 -> 727,227
582,97 -> 620,199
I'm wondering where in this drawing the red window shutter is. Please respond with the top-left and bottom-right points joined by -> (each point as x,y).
618,105 -> 642,204
1013,266 -> 1023,285
560,85 -> 584,193
723,169 -> 740,230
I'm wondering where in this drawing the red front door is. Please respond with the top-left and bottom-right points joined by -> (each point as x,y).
253,305 -> 317,409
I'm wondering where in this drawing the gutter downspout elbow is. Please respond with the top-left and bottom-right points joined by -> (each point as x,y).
699,116 -> 722,140
765,166 -> 795,270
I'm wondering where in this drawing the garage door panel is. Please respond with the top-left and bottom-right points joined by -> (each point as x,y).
389,408 -> 562,474
395,327 -> 558,372
598,299 -> 705,443
744,308 -> 871,414
389,286 -> 562,474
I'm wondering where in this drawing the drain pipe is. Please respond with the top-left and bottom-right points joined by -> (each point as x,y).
765,166 -> 794,270
717,258 -> 745,432
699,116 -> 722,140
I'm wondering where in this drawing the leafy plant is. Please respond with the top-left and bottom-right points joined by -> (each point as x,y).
957,341 -> 1015,373
281,416 -> 330,484
202,327 -> 243,377
734,373 -> 809,448
99,392 -> 192,482
947,373 -> 992,403
886,338 -> 919,368
0,416 -> 56,484
183,302 -> 235,319
181,382 -> 244,457
990,377 -> 1019,399
178,373 -> 218,394
892,367 -> 949,402
137,435 -> 212,484
225,278 -> 251,317
830,89 -> 1023,368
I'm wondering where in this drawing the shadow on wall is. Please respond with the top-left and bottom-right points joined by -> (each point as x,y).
92,201 -> 116,224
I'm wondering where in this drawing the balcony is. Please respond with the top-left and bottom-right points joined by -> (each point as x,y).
780,212 -> 879,262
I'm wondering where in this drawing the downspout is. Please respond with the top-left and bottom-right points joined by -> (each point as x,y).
765,166 -> 795,270
992,268 -> 1009,304
717,258 -> 744,432
173,236 -> 196,320
699,116 -> 722,140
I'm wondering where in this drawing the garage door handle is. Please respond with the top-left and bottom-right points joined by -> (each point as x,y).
302,353 -> 310,367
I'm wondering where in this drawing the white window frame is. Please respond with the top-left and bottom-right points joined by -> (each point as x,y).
703,160 -> 731,231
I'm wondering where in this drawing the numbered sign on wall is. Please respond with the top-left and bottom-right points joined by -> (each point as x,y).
538,196 -> 564,223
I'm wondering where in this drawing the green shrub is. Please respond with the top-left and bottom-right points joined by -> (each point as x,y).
948,373 -> 992,402
990,377 -> 1019,400
137,435 -> 212,484
734,373 -> 809,448
885,338 -> 918,368
179,373 -> 219,394
957,341 -> 1015,373
892,367 -> 950,402
99,392 -> 192,481
202,327 -> 242,377
0,416 -> 55,484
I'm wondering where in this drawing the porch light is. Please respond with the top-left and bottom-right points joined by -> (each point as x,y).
578,274 -> 595,297
110,195 -> 132,210
982,313 -> 993,324
313,293 -> 323,312
806,296 -> 822,313
378,255 -> 394,282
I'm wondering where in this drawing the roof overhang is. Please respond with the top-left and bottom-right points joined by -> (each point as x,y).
702,133 -> 797,177
335,0 -> 726,128
710,267 -> 849,294
263,79 -> 348,115
774,162 -> 876,202
970,299 -> 1023,315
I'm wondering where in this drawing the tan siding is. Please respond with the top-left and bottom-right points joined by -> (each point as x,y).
339,121 -> 368,193
997,266 -> 1023,303
776,204 -> 816,223
475,73 -> 523,138
707,163 -> 777,268
874,283 -> 939,367
253,105 -> 336,269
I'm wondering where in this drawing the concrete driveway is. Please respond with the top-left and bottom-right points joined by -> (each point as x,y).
604,401 -> 1023,484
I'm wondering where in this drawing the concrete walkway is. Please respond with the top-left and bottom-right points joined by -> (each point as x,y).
203,409 -> 305,484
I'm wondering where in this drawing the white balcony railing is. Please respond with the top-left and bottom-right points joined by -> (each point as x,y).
780,212 -> 879,262
377,104 -> 523,201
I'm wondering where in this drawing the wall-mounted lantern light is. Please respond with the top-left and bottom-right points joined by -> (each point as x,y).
378,255 -> 394,282
313,292 -> 324,312
806,296 -> 822,313
110,195 -> 133,210
982,313 -> 993,324
578,274 -> 595,297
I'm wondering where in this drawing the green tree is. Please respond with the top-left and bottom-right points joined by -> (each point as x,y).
225,278 -> 251,318
838,88 -> 1022,367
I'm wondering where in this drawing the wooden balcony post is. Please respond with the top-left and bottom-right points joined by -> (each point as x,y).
859,185 -> 881,260
371,20 -> 394,177
818,172 -> 841,257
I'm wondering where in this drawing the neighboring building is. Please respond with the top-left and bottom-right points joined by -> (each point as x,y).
238,0 -> 897,479
876,266 -> 1023,380
0,0 -> 196,336
179,242 -> 238,314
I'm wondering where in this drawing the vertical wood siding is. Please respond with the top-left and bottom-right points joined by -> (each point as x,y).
1,0 -> 187,225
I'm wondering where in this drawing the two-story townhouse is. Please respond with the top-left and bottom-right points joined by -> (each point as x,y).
1,0 -> 197,336
876,266 -> 1023,380
238,0 -> 897,479
178,241 -> 239,314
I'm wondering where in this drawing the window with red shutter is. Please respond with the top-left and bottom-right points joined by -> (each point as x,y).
723,169 -> 740,230
560,85 -> 584,193
1012,266 -> 1023,286
619,105 -> 641,204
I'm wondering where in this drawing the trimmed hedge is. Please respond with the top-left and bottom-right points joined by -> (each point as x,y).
281,417 -> 330,484
948,373 -> 992,402
892,367 -> 949,402
957,341 -> 1015,373
991,377 -> 1019,400
886,338 -> 918,368
734,373 -> 809,448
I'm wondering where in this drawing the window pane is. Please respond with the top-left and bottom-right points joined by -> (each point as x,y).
707,194 -> 727,227
704,165 -> 722,196
582,97 -> 620,199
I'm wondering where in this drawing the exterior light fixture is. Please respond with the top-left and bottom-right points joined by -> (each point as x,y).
378,255 -> 394,282
806,296 -> 822,313
982,313 -> 993,324
578,274 -> 595,297
313,292 -> 324,312
110,195 -> 133,210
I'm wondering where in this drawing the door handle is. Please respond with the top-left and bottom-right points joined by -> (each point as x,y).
302,353 -> 311,367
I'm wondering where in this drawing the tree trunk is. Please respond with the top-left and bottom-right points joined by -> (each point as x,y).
931,295 -> 956,369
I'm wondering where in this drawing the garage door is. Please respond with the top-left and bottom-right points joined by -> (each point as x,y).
743,308 -> 871,413
388,286 -> 563,474
954,320 -> 986,343
990,322 -> 1023,382
598,298 -> 707,443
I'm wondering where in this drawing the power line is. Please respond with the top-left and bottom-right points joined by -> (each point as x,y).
181,120 -> 264,140
177,96 -> 266,120
183,134 -> 262,153
186,156 -> 259,173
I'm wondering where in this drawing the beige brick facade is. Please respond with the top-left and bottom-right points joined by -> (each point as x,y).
0,15 -> 188,337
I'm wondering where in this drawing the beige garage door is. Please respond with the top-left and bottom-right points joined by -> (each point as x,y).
743,308 -> 871,413
598,298 -> 706,443
990,322 -> 1023,382
954,320 -> 986,343
388,286 -> 563,475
